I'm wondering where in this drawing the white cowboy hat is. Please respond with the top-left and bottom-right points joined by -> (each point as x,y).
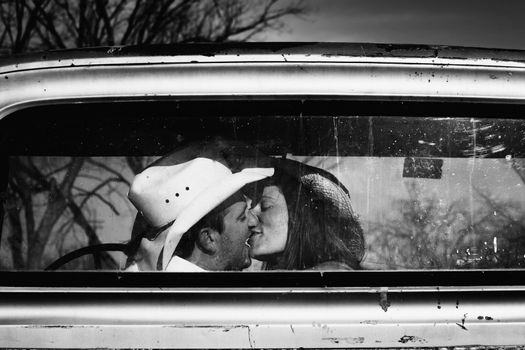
128,157 -> 273,270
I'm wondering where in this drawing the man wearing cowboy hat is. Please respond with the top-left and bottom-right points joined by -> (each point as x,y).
125,156 -> 273,271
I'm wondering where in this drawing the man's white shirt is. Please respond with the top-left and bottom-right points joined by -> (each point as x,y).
165,256 -> 205,272
124,255 -> 205,272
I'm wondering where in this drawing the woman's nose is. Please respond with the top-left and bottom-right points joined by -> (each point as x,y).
250,203 -> 261,216
247,209 -> 259,227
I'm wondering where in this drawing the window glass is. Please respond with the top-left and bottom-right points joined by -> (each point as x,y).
1,101 -> 524,271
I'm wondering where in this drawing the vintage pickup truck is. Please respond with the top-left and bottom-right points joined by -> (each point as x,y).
1,43 -> 525,348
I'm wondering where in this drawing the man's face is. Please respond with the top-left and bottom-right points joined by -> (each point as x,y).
217,198 -> 257,270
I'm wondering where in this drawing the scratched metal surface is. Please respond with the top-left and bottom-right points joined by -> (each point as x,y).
2,44 -> 525,348
2,44 -> 525,119
1,289 -> 525,348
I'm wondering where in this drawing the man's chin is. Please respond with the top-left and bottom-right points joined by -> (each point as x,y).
241,255 -> 252,270
235,250 -> 252,270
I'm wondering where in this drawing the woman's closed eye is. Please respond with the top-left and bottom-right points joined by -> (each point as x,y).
261,200 -> 274,211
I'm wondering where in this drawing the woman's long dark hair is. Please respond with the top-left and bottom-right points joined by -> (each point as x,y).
266,164 -> 365,270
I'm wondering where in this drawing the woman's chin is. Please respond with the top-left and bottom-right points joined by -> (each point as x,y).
250,251 -> 281,263
249,248 -> 267,260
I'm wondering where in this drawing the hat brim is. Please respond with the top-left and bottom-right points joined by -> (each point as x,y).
162,167 -> 274,270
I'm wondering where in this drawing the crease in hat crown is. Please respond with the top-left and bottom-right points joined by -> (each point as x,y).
128,157 -> 233,228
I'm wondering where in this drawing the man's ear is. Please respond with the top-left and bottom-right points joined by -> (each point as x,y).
196,227 -> 220,254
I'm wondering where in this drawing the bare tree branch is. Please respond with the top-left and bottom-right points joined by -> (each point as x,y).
56,216 -> 75,246
44,160 -> 73,177
33,2 -> 67,49
135,0 -> 158,44
4,182 -> 25,268
125,156 -> 145,175
66,198 -> 119,269
14,0 -> 48,53
109,0 -> 128,20
0,7 -> 8,47
473,186 -> 523,228
14,0 -> 24,45
54,0 -> 79,41
75,177 -> 127,214
2,0 -> 307,54
25,158 -> 85,268
142,0 -> 173,44
95,0 -> 115,45
120,0 -> 142,44
87,158 -> 131,186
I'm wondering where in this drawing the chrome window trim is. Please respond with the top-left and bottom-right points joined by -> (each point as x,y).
3,59 -> 525,118
1,286 -> 525,348
3,286 -> 525,293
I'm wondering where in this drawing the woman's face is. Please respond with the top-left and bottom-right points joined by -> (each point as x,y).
248,185 -> 289,258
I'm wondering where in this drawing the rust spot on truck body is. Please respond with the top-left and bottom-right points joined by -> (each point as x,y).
399,335 -> 426,344
379,290 -> 390,312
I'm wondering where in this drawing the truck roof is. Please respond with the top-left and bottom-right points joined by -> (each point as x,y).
3,42 -> 525,70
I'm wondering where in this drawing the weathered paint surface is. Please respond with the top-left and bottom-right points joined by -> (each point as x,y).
2,321 -> 525,348
2,59 -> 525,119
3,42 -> 525,68
2,43 -> 525,119
1,288 -> 525,348
2,43 -> 525,348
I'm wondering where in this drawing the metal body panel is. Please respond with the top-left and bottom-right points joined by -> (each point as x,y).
1,288 -> 525,348
3,44 -> 525,118
3,43 -> 525,348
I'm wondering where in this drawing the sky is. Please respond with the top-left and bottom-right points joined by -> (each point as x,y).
258,0 -> 525,50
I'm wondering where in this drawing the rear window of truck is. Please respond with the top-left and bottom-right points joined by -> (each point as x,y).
1,100 -> 525,272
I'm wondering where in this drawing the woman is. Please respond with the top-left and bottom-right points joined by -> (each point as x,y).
248,158 -> 365,270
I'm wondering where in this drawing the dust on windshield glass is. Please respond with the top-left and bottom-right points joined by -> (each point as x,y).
1,104 -> 524,271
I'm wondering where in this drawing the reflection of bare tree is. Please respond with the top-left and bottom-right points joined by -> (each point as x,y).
4,156 -> 136,269
471,187 -> 525,268
367,179 -> 525,270
0,0 -> 308,268
469,158 -> 525,268
359,118 -> 525,270
366,182 -> 466,269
